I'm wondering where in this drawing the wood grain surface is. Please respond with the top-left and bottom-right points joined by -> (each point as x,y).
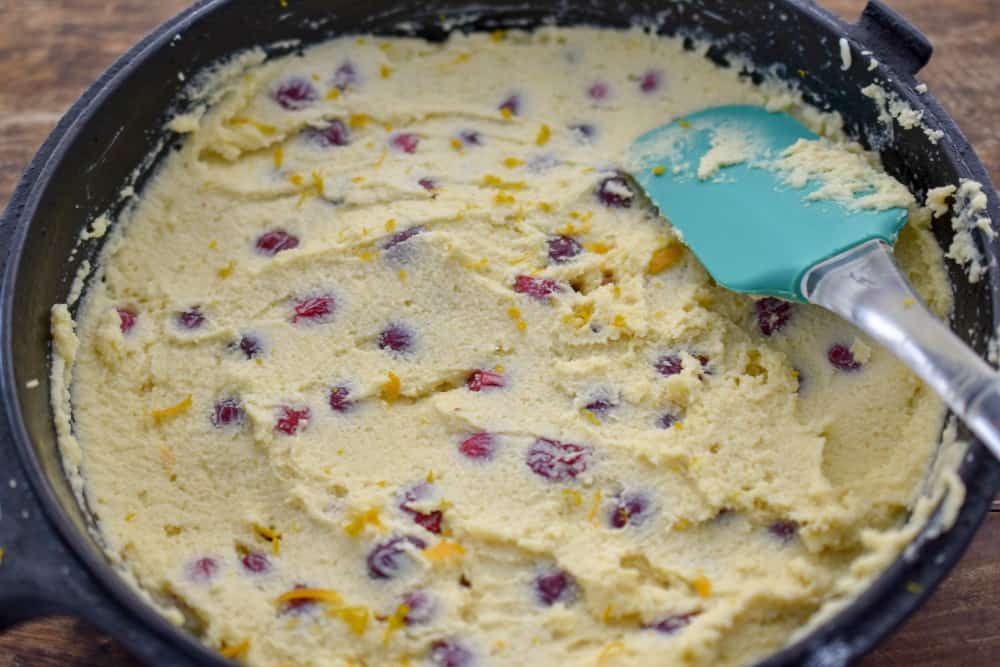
1,0 -> 998,665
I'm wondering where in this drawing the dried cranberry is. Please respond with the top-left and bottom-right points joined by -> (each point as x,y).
646,612 -> 698,635
828,344 -> 861,371
466,369 -> 505,392
305,119 -> 350,147
256,229 -> 300,256
390,133 -> 420,154
292,295 -> 336,324
595,174 -> 634,208
399,484 -> 443,535
768,520 -> 799,541
458,130 -> 482,146
609,491 -> 652,529
513,275 -> 563,301
458,432 -> 496,460
188,557 -> 219,583
587,81 -> 610,100
274,78 -> 318,110
569,123 -> 597,143
534,568 -> 575,606
367,535 -> 427,579
236,334 -> 262,359
755,298 -> 792,336
526,438 -> 590,481
418,177 -> 438,191
328,386 -> 353,413
212,398 -> 244,428
378,324 -> 414,353
547,235 -> 582,264
118,308 -> 137,334
275,406 -> 310,435
639,70 -> 662,93
498,94 -> 521,117
656,413 -> 679,429
332,61 -> 358,90
429,640 -> 474,667
382,225 -> 424,252
402,590 -> 436,625
584,397 -> 615,416
654,354 -> 683,377
177,307 -> 205,330
241,552 -> 271,574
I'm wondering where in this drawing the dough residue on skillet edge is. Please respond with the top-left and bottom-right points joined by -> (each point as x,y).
51,27 -> 964,667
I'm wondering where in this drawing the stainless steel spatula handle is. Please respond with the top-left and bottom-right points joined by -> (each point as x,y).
803,239 -> 1000,459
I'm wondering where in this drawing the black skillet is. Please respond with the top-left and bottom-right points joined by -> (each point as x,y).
1,1 -> 998,665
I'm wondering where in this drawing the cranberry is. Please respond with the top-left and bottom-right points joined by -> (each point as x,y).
466,369 -> 505,392
769,520 -> 799,541
188,557 -> 219,583
256,229 -> 300,256
241,552 -> 271,574
828,344 -> 861,371
656,413 -> 679,429
274,78 -> 318,110
755,298 -> 792,336
390,133 -> 420,154
526,438 -> 590,481
639,70 -> 662,93
547,235 -> 582,264
212,398 -> 244,428
587,81 -> 610,100
399,484 -> 443,535
458,432 -> 496,460
275,406 -> 310,435
378,324 -> 414,353
292,295 -> 336,324
458,130 -> 482,146
569,123 -> 597,143
367,535 -> 427,579
609,491 -> 652,529
177,307 -> 205,330
382,225 -> 424,252
513,275 -> 563,301
429,640 -> 474,667
498,94 -> 521,117
584,397 -> 615,416
646,612 -> 698,635
328,386 -> 353,413
236,334 -> 262,359
305,119 -> 350,147
418,177 -> 438,191
654,354 -> 683,377
595,174 -> 635,208
118,308 -> 137,334
332,61 -> 358,90
534,568 -> 575,606
402,590 -> 436,625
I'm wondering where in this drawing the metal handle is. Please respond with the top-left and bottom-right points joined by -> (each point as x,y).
803,239 -> 1000,459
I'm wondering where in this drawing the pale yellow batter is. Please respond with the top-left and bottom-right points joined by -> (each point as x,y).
52,28 -> 955,667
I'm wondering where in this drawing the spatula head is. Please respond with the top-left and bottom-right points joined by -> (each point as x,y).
629,105 -> 907,301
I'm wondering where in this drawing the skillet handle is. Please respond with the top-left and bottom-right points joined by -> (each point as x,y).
847,0 -> 933,76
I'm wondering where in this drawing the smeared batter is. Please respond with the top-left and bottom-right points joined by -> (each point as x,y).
53,28 -> 953,667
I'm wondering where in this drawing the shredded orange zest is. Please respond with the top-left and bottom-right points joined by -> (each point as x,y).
349,113 -> 370,128
652,165 -> 666,176
494,192 -> 515,205
398,269 -> 408,281
273,146 -> 284,169
385,218 -> 397,232
208,240 -> 218,250
601,604 -> 613,623
693,575 -> 712,598
502,157 -> 524,168
482,174 -> 525,190
352,175 -> 366,183
254,523 -> 279,540
499,108 -> 514,120
277,588 -> 344,605
673,518 -> 691,531
490,29 -> 507,42
125,512 -> 137,523
611,315 -> 627,328
380,64 -> 393,79
426,470 -> 435,483
0,547 -> 5,564
381,372 -> 402,403
535,124 -> 551,146
516,320 -> 528,332
507,307 -> 522,320
678,119 -> 692,128
383,603 -> 410,644
562,488 -> 583,507
537,202 -> 554,213
581,410 -> 601,426
585,241 -> 611,254
220,638 -> 251,658
311,170 -> 324,194
449,138 -> 463,151
288,173 -> 304,187
674,421 -> 684,430
325,88 -> 341,100
423,540 -> 465,563
563,302 -> 594,329
587,489 -> 603,523
227,117 -> 276,135
330,606 -> 370,635
151,395 -> 192,421
344,507 -> 384,537
358,250 -> 374,262
217,261 -> 235,279
646,244 -> 684,275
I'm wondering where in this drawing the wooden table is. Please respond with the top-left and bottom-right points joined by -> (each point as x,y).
1,0 -> 998,664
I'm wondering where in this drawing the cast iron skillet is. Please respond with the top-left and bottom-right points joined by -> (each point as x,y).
1,1 -> 998,665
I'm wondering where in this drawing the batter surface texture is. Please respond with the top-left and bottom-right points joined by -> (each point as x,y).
53,28 -> 952,667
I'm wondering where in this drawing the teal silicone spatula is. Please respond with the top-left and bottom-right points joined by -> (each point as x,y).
629,104 -> 1000,458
